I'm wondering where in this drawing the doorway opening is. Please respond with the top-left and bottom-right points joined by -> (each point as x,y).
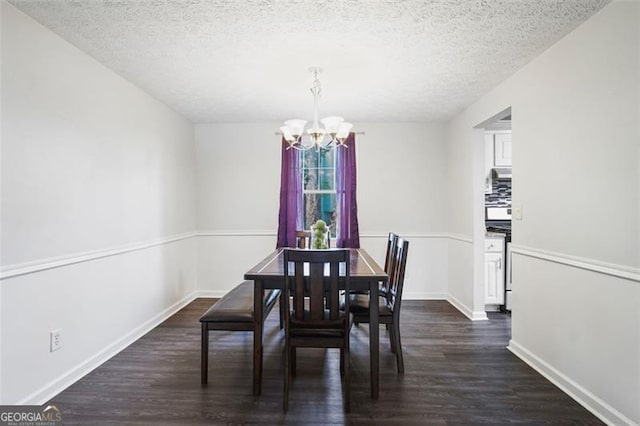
473,108 -> 512,320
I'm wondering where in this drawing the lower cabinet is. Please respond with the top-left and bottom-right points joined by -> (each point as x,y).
484,237 -> 505,305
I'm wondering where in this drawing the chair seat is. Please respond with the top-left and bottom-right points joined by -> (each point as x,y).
350,281 -> 388,295
200,281 -> 280,323
289,310 -> 352,337
348,294 -> 393,316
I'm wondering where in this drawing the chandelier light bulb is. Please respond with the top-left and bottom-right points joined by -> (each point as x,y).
320,116 -> 344,140
280,126 -> 294,142
284,119 -> 307,140
336,122 -> 353,143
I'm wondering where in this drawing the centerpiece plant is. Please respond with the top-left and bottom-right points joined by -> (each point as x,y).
311,219 -> 329,249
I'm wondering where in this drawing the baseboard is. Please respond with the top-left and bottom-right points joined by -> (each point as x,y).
18,291 -> 199,406
194,290 -> 229,299
507,340 -> 635,426
446,294 -> 488,321
403,292 -> 447,300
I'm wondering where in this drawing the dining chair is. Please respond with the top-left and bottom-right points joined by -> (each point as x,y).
351,232 -> 397,296
349,237 -> 409,373
295,230 -> 311,249
283,248 -> 351,412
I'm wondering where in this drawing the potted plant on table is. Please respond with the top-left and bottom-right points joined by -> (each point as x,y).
311,219 -> 329,249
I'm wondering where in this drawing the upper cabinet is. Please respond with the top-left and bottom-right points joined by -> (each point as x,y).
485,130 -> 512,169
493,132 -> 512,167
484,130 -> 512,193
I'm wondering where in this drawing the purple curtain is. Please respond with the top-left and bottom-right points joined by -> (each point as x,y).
276,139 -> 302,248
336,133 -> 360,248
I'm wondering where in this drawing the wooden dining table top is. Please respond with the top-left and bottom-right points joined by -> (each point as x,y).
244,247 -> 388,283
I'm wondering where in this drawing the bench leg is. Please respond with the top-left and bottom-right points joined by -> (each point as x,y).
279,292 -> 286,329
201,323 -> 208,384
253,281 -> 264,395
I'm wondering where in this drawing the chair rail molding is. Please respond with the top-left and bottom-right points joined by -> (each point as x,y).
0,231 -> 196,281
196,230 -> 276,237
362,232 -> 472,243
447,233 -> 473,244
510,244 -> 640,283
196,231 -> 456,239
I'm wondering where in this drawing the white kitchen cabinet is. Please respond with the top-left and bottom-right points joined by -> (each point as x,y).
493,132 -> 512,166
484,236 -> 505,305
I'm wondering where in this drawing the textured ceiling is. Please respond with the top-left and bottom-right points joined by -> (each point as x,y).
9,0 -> 609,123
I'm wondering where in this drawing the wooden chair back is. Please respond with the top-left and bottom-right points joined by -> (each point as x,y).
387,237 -> 409,317
295,231 -> 311,249
284,248 -> 350,325
383,232 -> 399,273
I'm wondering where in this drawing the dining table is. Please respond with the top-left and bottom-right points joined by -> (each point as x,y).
244,247 -> 388,399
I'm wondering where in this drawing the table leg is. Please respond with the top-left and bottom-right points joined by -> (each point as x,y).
370,280 -> 379,399
253,280 -> 263,396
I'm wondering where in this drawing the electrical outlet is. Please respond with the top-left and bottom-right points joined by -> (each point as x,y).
50,329 -> 62,352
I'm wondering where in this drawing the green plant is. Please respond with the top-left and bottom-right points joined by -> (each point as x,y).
311,220 -> 328,249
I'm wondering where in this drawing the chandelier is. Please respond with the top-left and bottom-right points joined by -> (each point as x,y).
280,67 -> 352,150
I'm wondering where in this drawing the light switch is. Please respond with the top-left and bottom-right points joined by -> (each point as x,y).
513,205 -> 523,220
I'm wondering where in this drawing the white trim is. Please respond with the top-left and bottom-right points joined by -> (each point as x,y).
197,231 -> 455,239
511,244 -> 640,283
194,290 -> 230,299
0,230 -> 476,281
403,292 -> 447,300
196,230 -> 276,237
447,234 -> 473,244
360,232 -> 451,239
360,232 -> 473,243
0,232 -> 196,281
447,294 -> 488,321
507,340 -> 635,426
19,291 -> 199,405
196,230 -> 467,241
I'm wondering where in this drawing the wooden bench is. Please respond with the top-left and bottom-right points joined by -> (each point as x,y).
200,281 -> 281,384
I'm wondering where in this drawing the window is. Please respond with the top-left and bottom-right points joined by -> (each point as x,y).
301,148 -> 337,237
277,134 -> 358,249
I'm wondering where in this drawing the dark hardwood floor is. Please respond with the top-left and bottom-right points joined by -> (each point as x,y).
48,299 -> 603,424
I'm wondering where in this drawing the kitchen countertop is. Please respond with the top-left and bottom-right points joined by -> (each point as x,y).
485,232 -> 507,238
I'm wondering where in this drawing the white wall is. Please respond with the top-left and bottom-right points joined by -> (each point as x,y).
446,1 -> 639,424
0,3 -> 197,404
194,123 -> 281,295
194,122 -> 450,299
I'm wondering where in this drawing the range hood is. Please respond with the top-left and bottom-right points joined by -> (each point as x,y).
492,168 -> 512,180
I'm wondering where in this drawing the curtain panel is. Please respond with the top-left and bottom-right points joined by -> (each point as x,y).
276,139 -> 302,248
336,133 -> 360,248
